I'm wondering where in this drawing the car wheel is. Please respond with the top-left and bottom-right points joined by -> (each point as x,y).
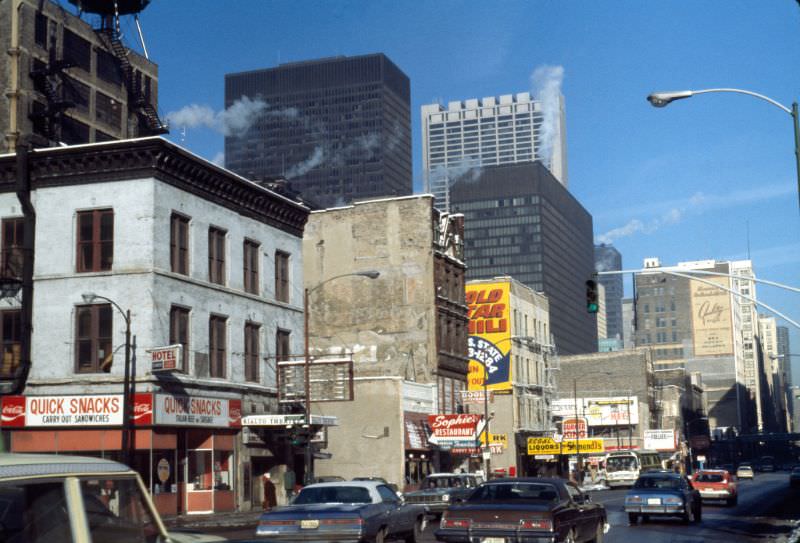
588,520 -> 604,543
405,517 -> 423,543
628,513 -> 639,525
694,502 -> 702,523
374,527 -> 387,543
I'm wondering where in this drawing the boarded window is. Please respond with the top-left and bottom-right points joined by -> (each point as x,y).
61,116 -> 90,144
95,91 -> 122,129
275,251 -> 289,303
96,49 -> 123,86
209,315 -> 226,378
245,322 -> 260,382
63,29 -> 90,72
208,227 -> 226,285
243,239 -> 260,295
170,213 -> 190,275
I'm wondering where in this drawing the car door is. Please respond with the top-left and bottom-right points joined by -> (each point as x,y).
377,484 -> 407,535
565,483 -> 595,540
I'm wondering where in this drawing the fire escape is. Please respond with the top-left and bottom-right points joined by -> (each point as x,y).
96,28 -> 167,135
28,52 -> 75,144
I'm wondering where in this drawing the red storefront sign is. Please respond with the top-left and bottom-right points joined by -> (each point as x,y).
427,414 -> 481,439
562,418 -> 587,439
1,393 -> 239,428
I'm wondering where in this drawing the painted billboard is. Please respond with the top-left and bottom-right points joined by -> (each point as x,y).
466,281 -> 512,392
552,396 -> 639,426
690,276 -> 733,357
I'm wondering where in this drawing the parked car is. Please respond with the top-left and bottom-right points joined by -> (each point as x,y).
736,464 -> 755,479
256,481 -> 426,542
352,476 -> 400,494
403,472 -> 481,517
434,477 -> 608,543
789,466 -> 800,488
0,452 -> 224,543
691,469 -> 738,506
624,471 -> 702,524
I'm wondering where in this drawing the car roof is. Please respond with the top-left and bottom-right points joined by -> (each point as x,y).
638,471 -> 681,478
0,453 -> 132,479
483,477 -> 564,485
308,481 -> 385,489
427,472 -> 475,477
697,469 -> 726,473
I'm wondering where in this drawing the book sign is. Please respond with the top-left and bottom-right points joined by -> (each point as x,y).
148,344 -> 182,372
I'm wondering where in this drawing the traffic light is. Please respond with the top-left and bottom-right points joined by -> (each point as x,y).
586,279 -> 599,313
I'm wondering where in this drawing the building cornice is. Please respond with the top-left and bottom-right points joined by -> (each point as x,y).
0,137 -> 309,237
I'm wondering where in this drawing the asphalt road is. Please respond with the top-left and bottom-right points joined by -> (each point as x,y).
212,472 -> 800,542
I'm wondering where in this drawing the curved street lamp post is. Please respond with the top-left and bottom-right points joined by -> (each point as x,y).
647,88 -> 800,215
82,293 -> 133,466
303,270 -> 380,485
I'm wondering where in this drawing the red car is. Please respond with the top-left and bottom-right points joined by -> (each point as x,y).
692,469 -> 738,506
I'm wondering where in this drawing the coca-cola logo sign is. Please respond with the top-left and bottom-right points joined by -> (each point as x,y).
1,397 -> 25,427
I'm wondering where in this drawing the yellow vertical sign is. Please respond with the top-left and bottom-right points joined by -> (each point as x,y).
466,282 -> 512,392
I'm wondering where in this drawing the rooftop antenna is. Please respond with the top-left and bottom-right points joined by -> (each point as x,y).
746,220 -> 751,260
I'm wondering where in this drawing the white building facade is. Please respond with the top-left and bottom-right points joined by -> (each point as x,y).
421,92 -> 567,212
0,137 -> 309,516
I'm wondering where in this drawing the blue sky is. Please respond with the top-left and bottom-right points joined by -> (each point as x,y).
119,1 -> 800,379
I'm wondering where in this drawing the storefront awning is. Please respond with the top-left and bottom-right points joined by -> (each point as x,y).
242,414 -> 337,427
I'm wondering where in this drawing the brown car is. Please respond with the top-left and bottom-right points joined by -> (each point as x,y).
434,477 -> 608,543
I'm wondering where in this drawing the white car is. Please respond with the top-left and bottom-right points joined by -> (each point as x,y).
736,465 -> 755,479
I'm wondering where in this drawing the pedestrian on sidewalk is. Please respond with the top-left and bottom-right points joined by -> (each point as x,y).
263,473 -> 277,511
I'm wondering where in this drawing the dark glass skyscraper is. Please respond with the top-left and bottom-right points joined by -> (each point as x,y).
224,54 -> 412,209
450,161 -> 597,355
594,244 -> 623,341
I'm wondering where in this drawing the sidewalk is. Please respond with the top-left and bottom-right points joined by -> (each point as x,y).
162,509 -> 263,532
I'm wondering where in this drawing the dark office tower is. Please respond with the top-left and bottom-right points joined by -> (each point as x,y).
224,54 -> 412,209
450,161 -> 596,355
594,244 -> 623,341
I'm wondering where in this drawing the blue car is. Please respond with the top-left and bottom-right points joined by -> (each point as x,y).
256,481 -> 427,542
624,471 -> 702,525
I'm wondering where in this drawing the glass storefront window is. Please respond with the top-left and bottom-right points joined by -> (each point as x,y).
189,450 -> 213,491
213,450 -> 233,490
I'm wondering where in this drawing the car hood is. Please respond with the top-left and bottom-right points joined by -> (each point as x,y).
627,488 -> 683,496
167,531 -> 228,543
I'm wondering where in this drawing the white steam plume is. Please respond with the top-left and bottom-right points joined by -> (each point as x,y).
285,147 -> 325,179
531,65 -> 564,166
166,97 -> 282,138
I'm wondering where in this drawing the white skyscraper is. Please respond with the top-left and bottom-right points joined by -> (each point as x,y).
421,92 -> 568,212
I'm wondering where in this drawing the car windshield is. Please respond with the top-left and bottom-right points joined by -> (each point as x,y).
634,476 -> 681,490
424,477 -> 466,488
606,456 -> 638,472
739,466 -> 752,471
696,473 -> 724,483
467,482 -> 559,503
293,486 -> 372,504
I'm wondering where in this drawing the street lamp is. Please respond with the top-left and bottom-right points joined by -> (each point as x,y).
82,292 -> 132,466
303,270 -> 380,485
647,88 -> 800,214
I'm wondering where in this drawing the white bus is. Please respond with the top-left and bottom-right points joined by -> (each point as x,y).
603,450 -> 663,488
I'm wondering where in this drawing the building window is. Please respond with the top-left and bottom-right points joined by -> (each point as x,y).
245,322 -> 260,382
2,218 -> 23,280
34,13 -> 48,47
77,209 -> 113,272
209,315 -> 226,378
208,227 -> 226,285
62,29 -> 90,72
0,310 -> 21,378
276,329 -> 291,362
75,304 -> 113,373
275,251 -> 290,303
243,239 -> 260,295
169,306 -> 189,372
95,91 -> 122,129
170,213 -> 189,275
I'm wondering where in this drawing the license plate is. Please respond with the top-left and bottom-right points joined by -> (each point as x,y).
481,539 -> 505,543
647,498 -> 661,505
300,520 -> 319,529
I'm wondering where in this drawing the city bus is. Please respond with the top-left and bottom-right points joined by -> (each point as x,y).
603,450 -> 663,488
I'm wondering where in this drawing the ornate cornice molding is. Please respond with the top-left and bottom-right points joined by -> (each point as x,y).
0,138 -> 309,237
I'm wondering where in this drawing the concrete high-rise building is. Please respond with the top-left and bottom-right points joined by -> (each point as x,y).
777,326 -> 792,385
225,54 -> 412,209
622,298 -> 635,350
595,244 -> 624,341
633,258 -> 767,434
421,92 -> 567,212
1,0 -> 166,152
758,315 -> 788,431
450,161 -> 596,355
